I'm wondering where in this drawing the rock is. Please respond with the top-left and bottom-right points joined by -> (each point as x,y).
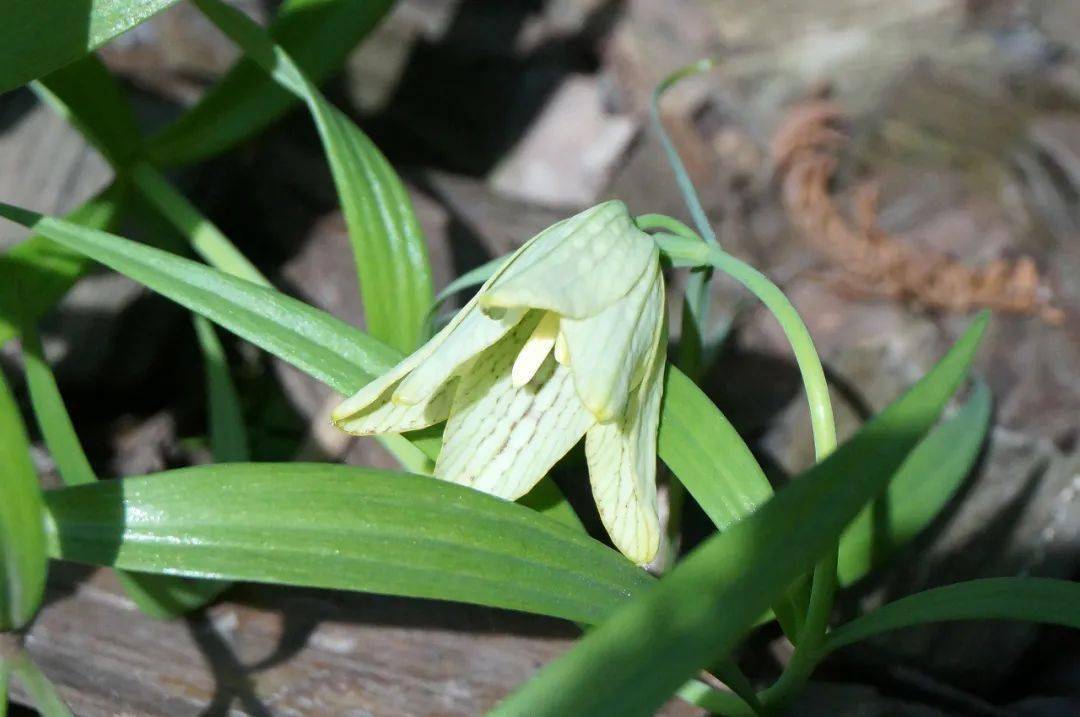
99,0 -> 266,106
490,74 -> 639,207
0,93 -> 112,247
748,106 -> 1080,692
784,681 -> 949,716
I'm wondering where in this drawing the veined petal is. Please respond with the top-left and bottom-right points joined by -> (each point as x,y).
332,379 -> 457,435
584,316 -> 666,565
394,305 -> 527,404
331,338 -> 441,429
333,255 -> 527,429
562,257 -> 663,423
436,313 -> 595,500
480,201 -> 655,319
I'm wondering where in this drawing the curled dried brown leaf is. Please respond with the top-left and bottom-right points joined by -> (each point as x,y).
771,100 -> 1064,324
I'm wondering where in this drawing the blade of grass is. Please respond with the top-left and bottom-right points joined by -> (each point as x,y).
0,0 -> 179,93
491,315 -> 986,716
192,0 -> 434,352
44,464 -> 653,625
819,578 -> 1080,657
838,379 -> 992,586
147,0 -> 396,167
0,370 -> 46,631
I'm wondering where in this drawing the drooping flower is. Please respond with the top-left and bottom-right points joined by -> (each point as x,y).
332,201 -> 667,564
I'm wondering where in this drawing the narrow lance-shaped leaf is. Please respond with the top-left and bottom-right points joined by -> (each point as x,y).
7,652 -> 73,717
193,0 -> 433,352
0,0 -> 179,94
0,370 -> 46,630
22,326 -> 234,618
658,366 -> 773,531
147,0 -> 396,167
0,185 -> 127,347
33,55 -> 142,168
837,379 -> 992,586
0,204 -> 397,396
44,464 -> 653,625
0,201 -> 793,552
22,329 -> 96,487
491,314 -> 987,716
820,578 -> 1080,656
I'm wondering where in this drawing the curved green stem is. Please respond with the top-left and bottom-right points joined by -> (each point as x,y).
650,221 -> 840,711
652,60 -> 720,248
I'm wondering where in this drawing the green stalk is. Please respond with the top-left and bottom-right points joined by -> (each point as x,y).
651,227 -> 840,710
128,162 -> 270,287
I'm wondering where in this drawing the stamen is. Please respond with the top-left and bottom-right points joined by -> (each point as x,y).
554,331 -> 570,366
512,312 -> 560,387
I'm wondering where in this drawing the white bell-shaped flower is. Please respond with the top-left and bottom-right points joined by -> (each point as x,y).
332,200 -> 667,564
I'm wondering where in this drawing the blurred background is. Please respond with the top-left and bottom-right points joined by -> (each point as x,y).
0,0 -> 1077,714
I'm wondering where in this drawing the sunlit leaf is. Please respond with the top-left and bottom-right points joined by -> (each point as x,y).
0,0 -> 178,93
659,366 -> 772,530
0,370 -> 46,630
0,186 -> 127,347
0,204 -> 397,395
491,315 -> 987,716
147,0 -> 396,167
45,464 -> 652,624
820,577 -> 1080,656
193,0 -> 433,352
22,325 -> 233,618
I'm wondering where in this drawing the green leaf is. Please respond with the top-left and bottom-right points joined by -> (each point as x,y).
490,315 -> 987,717
7,653 -> 72,717
128,162 -> 270,287
837,379 -> 992,586
0,204 -> 397,396
192,316 -> 250,463
0,370 -> 46,630
44,464 -> 652,624
23,325 -> 232,618
0,201 -> 804,561
0,185 -> 127,347
33,55 -> 141,167
0,0 -> 178,94
147,0 -> 396,167
0,657 -> 8,717
659,366 -> 773,531
820,577 -> 1080,656
193,0 -> 433,352
22,329 -> 96,487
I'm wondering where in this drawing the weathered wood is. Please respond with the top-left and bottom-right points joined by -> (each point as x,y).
11,563 -> 702,715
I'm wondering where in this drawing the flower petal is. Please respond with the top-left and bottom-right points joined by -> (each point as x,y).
332,378 -> 458,435
436,313 -> 595,500
584,315 -> 666,565
333,255 -> 527,431
393,305 -> 527,404
331,337 -> 441,431
480,201 -> 655,319
561,257 -> 663,423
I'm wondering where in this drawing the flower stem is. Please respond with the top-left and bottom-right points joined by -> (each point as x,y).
650,223 -> 840,711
